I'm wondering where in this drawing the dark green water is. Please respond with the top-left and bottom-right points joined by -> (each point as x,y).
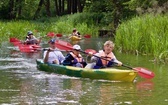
0,38 -> 168,105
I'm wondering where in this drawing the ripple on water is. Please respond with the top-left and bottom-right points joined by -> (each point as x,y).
0,58 -> 37,71
0,58 -> 25,62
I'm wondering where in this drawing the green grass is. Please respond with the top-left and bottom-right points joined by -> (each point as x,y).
115,14 -> 168,63
0,13 -> 100,42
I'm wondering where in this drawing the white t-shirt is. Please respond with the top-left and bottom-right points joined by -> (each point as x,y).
43,49 -> 65,64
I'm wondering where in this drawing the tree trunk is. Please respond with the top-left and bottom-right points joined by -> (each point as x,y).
67,0 -> 72,14
54,0 -> 60,16
113,0 -> 121,35
17,0 -> 22,18
72,0 -> 77,13
61,0 -> 64,14
8,0 -> 15,19
77,0 -> 82,12
59,0 -> 62,13
15,0 -> 22,19
33,0 -> 44,19
45,0 -> 51,16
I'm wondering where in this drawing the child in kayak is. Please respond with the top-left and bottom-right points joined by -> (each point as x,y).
90,40 -> 122,69
62,44 -> 87,68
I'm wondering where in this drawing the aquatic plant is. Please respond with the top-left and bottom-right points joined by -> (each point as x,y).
115,14 -> 168,63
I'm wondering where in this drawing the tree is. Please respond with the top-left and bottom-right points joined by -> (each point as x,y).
33,0 -> 44,19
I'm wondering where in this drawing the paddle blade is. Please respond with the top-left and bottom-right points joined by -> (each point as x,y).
10,38 -> 20,43
19,45 -> 34,53
85,49 -> 97,54
84,34 -> 91,38
56,33 -> 62,37
9,38 -> 22,46
47,32 -> 55,37
133,67 -> 155,79
18,44 -> 41,53
55,40 -> 73,51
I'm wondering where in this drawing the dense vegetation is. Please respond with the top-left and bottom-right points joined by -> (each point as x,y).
0,0 -> 168,63
0,13 -> 100,40
115,14 -> 168,63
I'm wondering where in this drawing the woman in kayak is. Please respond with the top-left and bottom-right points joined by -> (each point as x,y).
24,31 -> 41,45
43,38 -> 65,64
90,40 -> 122,69
62,44 -> 87,68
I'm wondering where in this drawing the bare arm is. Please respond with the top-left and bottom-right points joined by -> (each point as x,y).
43,50 -> 50,63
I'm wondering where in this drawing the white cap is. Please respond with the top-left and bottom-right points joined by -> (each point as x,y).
73,44 -> 81,50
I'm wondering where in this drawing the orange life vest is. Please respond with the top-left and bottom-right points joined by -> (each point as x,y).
70,52 -> 83,63
99,51 -> 114,66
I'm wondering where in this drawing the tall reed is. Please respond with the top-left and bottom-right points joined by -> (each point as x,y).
115,14 -> 168,63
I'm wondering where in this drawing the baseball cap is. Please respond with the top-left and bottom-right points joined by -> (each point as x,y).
73,44 -> 81,50
48,38 -> 56,44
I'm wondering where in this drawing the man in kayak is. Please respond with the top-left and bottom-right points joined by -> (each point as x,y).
43,38 -> 65,64
62,44 -> 87,68
24,31 -> 41,45
89,40 -> 122,69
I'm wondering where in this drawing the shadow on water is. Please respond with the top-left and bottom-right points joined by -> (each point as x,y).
0,39 -> 168,105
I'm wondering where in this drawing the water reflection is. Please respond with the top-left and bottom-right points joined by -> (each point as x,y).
136,80 -> 154,91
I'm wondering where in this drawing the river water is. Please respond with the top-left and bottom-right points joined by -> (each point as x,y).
0,37 -> 168,105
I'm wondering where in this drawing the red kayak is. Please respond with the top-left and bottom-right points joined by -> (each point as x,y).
9,38 -> 41,53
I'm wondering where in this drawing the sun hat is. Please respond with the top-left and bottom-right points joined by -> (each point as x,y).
27,31 -> 33,35
73,44 -> 81,50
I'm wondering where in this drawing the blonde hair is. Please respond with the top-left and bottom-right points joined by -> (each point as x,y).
104,40 -> 115,48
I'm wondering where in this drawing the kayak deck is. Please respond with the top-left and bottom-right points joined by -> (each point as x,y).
36,59 -> 137,82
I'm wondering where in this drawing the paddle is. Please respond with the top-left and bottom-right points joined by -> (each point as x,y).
83,34 -> 91,38
47,32 -> 90,39
54,40 -> 95,53
47,32 -> 55,37
47,32 -> 63,38
121,66 -> 155,79
19,44 -> 42,53
55,40 -> 155,79
56,33 -> 62,37
9,38 -> 22,46
69,34 -> 91,39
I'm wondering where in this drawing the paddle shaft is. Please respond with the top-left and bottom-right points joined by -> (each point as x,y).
42,48 -> 67,52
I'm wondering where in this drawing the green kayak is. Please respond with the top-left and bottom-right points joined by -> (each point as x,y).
36,59 -> 137,82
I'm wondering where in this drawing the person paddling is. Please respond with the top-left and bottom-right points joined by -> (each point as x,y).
89,40 -> 122,69
62,44 -> 87,68
43,38 -> 65,64
71,28 -> 81,37
24,31 -> 41,45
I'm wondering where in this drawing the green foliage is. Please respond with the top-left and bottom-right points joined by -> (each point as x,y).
115,14 -> 168,62
0,13 -> 100,43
